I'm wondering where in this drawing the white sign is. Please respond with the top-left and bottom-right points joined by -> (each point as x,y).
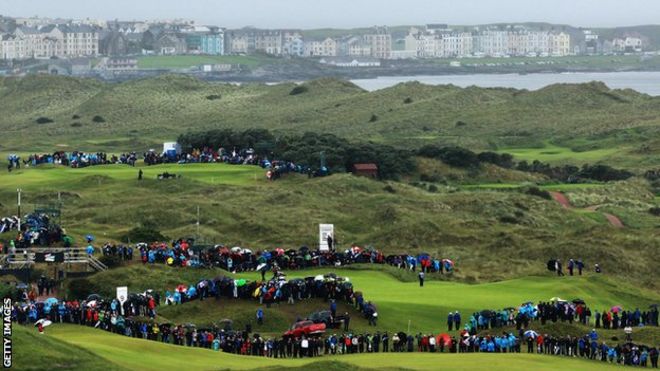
117,286 -> 128,315
116,286 -> 128,304
319,224 -> 334,252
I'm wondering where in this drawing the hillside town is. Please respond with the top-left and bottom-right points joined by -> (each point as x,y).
0,14 -> 655,80
1,15 -> 655,60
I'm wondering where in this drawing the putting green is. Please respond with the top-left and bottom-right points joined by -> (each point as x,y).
15,324 -> 625,370
1,163 -> 265,189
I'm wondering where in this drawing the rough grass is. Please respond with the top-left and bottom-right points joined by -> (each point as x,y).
1,166 -> 657,286
0,75 -> 658,169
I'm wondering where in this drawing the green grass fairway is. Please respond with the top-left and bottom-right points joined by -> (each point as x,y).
497,143 -> 621,164
84,265 -> 660,336
13,324 -> 626,370
137,55 -> 273,69
2,163 -> 264,189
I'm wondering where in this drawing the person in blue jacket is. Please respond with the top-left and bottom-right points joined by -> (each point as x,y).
447,312 -> 454,331
257,308 -> 264,325
453,311 -> 461,330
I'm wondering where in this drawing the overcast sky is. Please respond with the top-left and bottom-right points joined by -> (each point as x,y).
1,0 -> 659,29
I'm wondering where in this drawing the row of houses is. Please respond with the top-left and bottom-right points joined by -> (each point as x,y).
0,24 -> 98,60
225,26 -> 392,59
403,25 -> 571,58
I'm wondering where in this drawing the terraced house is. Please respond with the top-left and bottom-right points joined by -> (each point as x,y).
0,24 -> 98,60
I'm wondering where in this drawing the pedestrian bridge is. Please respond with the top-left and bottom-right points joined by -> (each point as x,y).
0,247 -> 107,271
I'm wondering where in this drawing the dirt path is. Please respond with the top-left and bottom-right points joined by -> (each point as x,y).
549,191 -> 624,228
603,213 -> 624,228
549,191 -> 571,209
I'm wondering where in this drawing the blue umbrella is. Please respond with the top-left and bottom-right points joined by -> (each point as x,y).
86,234 -> 95,242
45,298 -> 58,305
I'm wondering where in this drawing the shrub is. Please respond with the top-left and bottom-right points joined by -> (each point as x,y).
499,215 -> 520,224
420,174 -> 442,183
121,226 -> 168,243
68,278 -> 97,299
98,255 -> 123,268
455,121 -> 467,127
428,184 -> 438,193
525,186 -> 552,200
70,122 -> 83,127
206,94 -> 222,100
418,145 -> 479,168
289,85 -> 308,95
383,185 -> 396,193
72,114 -> 81,119
369,114 -> 378,122
403,97 -> 413,104
650,207 -> 660,216
35,117 -> 54,124
92,115 -> 106,123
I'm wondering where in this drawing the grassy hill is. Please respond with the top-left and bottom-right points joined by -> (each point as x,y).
11,320 -> 655,370
72,264 -> 660,340
8,324 -> 627,371
1,164 -> 658,286
1,75 -> 658,169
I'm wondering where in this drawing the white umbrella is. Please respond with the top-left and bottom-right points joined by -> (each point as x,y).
34,319 -> 53,327
231,247 -> 242,253
524,330 -> 538,338
87,300 -> 98,308
242,248 -> 252,254
256,263 -> 267,272
314,275 -> 324,281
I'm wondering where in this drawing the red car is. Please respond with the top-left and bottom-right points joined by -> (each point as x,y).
283,320 -> 326,338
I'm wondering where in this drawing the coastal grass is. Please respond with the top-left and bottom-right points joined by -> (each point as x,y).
1,165 -> 658,286
0,75 -> 658,169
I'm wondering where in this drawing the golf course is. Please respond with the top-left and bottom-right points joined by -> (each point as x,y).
1,75 -> 659,371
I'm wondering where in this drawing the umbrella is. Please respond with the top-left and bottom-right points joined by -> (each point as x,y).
256,263 -> 268,272
34,319 -> 53,327
231,247 -> 242,253
572,299 -> 586,305
87,300 -> 98,308
45,298 -> 58,305
524,330 -> 538,338
234,279 -> 247,287
549,297 -> 566,302
436,333 -> 452,347
275,248 -> 285,256
242,248 -> 252,254
86,234 -> 95,242
480,310 -> 494,317
87,294 -> 102,301
314,275 -> 324,281
16,283 -> 28,290
611,306 -> 623,313
176,285 -> 187,293
442,259 -> 454,266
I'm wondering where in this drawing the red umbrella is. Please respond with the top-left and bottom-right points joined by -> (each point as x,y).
611,305 -> 623,313
275,248 -> 285,256
436,333 -> 452,347
176,284 -> 187,293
